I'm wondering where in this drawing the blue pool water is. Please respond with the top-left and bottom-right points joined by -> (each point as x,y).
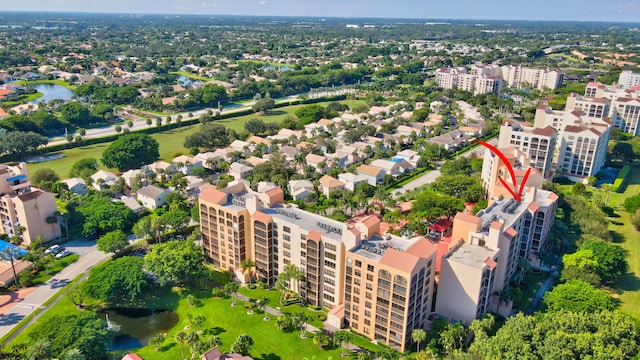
0,240 -> 28,258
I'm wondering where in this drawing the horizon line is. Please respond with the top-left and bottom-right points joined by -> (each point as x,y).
1,10 -> 639,25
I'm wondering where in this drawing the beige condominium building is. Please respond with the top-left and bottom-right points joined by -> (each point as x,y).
534,103 -> 611,182
0,163 -> 61,246
497,120 -> 557,177
345,235 -> 437,351
585,81 -> 640,136
199,181 -> 438,351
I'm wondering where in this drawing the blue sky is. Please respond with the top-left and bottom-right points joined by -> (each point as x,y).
3,0 -> 640,22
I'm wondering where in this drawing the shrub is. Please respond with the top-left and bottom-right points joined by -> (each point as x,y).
612,165 -> 631,192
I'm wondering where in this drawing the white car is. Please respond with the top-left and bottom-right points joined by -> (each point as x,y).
55,249 -> 73,259
45,245 -> 62,255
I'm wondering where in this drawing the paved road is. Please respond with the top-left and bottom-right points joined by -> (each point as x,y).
391,137 -> 498,198
0,240 -> 110,340
47,95 -> 300,146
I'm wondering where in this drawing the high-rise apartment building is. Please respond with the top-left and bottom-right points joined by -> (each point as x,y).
618,70 -> 640,89
497,120 -> 557,177
199,182 -> 437,351
534,104 -> 611,181
584,81 -> 640,136
0,163 -> 61,245
500,65 -> 564,91
435,67 -> 503,96
345,235 -> 437,350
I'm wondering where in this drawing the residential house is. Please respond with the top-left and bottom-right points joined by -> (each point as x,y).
246,135 -> 272,153
245,156 -> 267,167
338,173 -> 369,192
278,145 -> 299,162
356,164 -> 385,186
305,153 -> 328,174
91,170 -> 118,191
319,175 -> 345,197
120,196 -> 145,214
394,149 -> 422,167
172,155 -> 202,175
194,152 -> 218,169
230,140 -> 252,157
370,158 -> 413,178
229,162 -> 254,180
120,169 -> 146,189
288,179 -> 315,201
146,161 -> 177,181
61,178 -> 88,195
136,185 -> 170,210
200,346 -> 254,360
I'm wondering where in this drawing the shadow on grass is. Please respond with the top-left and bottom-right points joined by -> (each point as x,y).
257,353 -> 281,360
610,230 -> 625,244
611,272 -> 640,295
158,342 -> 176,352
205,326 -> 226,336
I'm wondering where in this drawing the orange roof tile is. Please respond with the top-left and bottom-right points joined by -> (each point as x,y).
200,187 -> 227,205
379,248 -> 420,273
405,237 -> 438,259
252,211 -> 272,224
484,257 -> 497,270
307,230 -> 322,243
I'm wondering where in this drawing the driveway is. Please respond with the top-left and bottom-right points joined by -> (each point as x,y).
0,240 -> 110,341
391,137 -> 498,198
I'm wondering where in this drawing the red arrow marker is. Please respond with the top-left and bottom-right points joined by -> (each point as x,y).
478,140 -> 531,202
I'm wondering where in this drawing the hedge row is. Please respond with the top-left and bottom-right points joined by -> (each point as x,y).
612,164 -> 631,193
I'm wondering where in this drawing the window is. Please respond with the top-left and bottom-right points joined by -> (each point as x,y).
283,226 -> 291,233
355,260 -> 362,267
367,264 -> 374,272
325,243 -> 336,251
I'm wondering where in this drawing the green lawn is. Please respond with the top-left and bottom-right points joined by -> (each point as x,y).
16,79 -> 77,90
31,254 -> 80,286
607,165 -> 640,318
168,71 -> 212,82
511,271 -> 548,312
25,100 -> 350,178
237,286 -> 329,329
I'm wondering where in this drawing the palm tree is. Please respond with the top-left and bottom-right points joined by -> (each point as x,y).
225,282 -> 240,306
334,330 -> 352,357
175,331 -> 188,360
59,348 -> 85,360
411,328 -> 427,353
257,297 -> 271,320
241,258 -> 256,286
0,244 -> 22,287
25,339 -> 51,360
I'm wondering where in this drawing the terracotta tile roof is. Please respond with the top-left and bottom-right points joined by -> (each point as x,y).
379,248 -> 420,274
252,211 -> 272,224
307,230 -> 322,243
200,187 -> 227,205
532,126 -> 555,136
504,227 -> 517,240
319,175 -> 344,188
404,237 -> 438,259
356,164 -> 383,177
484,257 -> 497,270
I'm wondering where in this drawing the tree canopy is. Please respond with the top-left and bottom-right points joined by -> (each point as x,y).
183,123 -> 236,150
144,240 -> 205,286
75,195 -> 138,238
85,256 -> 149,303
468,311 -> 640,360
31,168 -> 60,192
96,230 -> 129,254
0,131 -> 48,158
101,133 -> 159,171
69,158 -> 99,178
543,279 -> 614,313
28,312 -> 111,360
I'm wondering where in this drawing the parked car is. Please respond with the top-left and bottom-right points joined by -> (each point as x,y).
45,245 -> 62,255
55,249 -> 73,259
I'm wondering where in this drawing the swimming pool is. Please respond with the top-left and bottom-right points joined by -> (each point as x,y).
0,240 -> 28,258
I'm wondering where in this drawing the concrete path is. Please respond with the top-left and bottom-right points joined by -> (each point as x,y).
0,240 -> 110,341
524,267 -> 559,315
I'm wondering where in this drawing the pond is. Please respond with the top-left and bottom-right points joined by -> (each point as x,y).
102,308 -> 179,350
177,75 -> 203,87
30,83 -> 75,103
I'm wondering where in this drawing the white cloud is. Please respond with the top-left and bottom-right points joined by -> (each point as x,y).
259,0 -> 267,5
